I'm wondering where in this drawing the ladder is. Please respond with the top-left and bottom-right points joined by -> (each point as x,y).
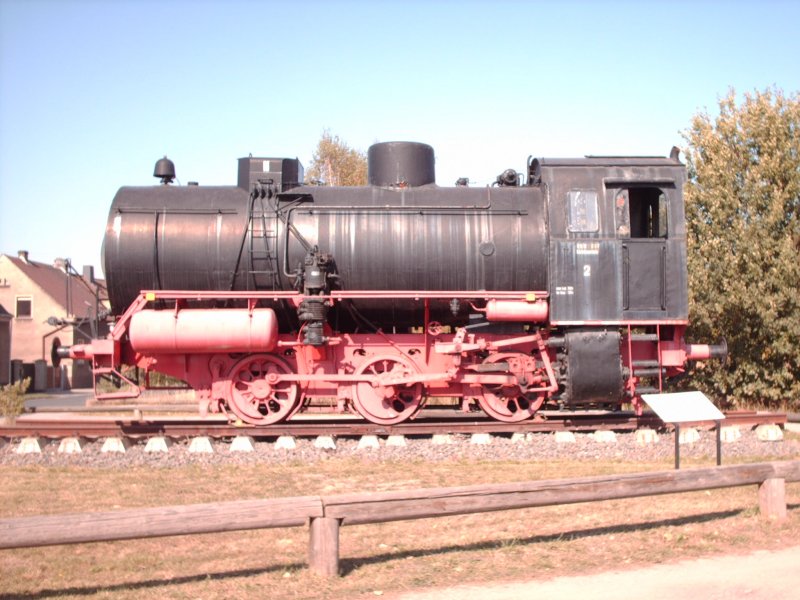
247,195 -> 280,290
626,325 -> 664,413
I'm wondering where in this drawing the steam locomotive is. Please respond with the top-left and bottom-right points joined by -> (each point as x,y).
64,141 -> 726,425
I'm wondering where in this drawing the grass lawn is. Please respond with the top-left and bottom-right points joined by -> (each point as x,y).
1,450 -> 799,599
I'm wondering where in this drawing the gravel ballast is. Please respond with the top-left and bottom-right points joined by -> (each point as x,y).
1,427 -> 797,468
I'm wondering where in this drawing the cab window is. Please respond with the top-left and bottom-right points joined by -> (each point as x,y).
614,187 -> 667,238
567,190 -> 599,233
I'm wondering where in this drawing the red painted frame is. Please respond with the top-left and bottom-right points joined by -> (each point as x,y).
67,290 -> 716,424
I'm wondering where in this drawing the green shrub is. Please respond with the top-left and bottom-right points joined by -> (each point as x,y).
683,88 -> 800,410
0,377 -> 30,422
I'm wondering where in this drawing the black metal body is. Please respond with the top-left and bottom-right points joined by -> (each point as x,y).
563,330 -> 624,405
367,141 -> 436,187
103,186 -> 251,314
104,146 -> 688,330
104,173 -> 550,328
280,184 -> 548,325
532,157 -> 688,323
102,142 -> 691,409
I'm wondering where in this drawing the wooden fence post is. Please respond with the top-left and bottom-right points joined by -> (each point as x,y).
758,478 -> 787,520
308,517 -> 340,577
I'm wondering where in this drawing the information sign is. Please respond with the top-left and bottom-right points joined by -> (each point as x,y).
641,391 -> 725,469
641,391 -> 725,423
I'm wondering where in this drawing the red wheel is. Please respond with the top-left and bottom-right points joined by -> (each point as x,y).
477,353 -> 545,422
225,354 -> 299,425
353,355 -> 423,425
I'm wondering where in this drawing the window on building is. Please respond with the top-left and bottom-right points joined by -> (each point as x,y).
15,296 -> 32,318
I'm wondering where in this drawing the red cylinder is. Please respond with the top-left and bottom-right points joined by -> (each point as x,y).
129,308 -> 278,354
484,300 -> 549,322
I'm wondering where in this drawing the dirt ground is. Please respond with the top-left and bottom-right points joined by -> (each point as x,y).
393,545 -> 800,600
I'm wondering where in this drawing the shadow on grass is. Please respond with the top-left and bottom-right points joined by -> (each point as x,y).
5,504 -> 796,598
0,561 -> 306,600
339,508 -> 748,575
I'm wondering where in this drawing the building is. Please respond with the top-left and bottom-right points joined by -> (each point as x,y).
0,304 -> 11,386
0,251 -> 107,389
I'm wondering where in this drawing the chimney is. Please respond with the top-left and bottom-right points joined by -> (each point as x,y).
83,265 -> 95,284
53,258 -> 67,272
17,250 -> 29,263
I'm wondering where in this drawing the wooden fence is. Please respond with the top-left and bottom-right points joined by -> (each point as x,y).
1,460 -> 798,577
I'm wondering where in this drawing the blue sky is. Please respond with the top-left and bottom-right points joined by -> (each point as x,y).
1,0 -> 798,273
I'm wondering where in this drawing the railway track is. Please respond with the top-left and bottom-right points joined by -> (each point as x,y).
0,410 -> 787,441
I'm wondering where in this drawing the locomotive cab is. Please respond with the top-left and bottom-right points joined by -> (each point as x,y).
532,156 -> 688,324
531,155 -> 696,407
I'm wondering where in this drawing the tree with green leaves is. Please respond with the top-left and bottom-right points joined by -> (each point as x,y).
307,130 -> 367,186
682,88 -> 800,409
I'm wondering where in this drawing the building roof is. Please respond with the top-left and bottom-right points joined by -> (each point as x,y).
0,303 -> 11,321
2,254 -> 106,318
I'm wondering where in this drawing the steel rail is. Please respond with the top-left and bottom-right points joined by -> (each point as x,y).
0,411 -> 786,440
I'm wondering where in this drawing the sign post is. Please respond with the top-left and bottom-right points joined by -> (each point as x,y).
642,391 -> 725,469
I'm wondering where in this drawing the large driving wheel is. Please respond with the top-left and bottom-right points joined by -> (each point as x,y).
353,355 -> 423,425
477,353 -> 546,422
225,354 -> 299,425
